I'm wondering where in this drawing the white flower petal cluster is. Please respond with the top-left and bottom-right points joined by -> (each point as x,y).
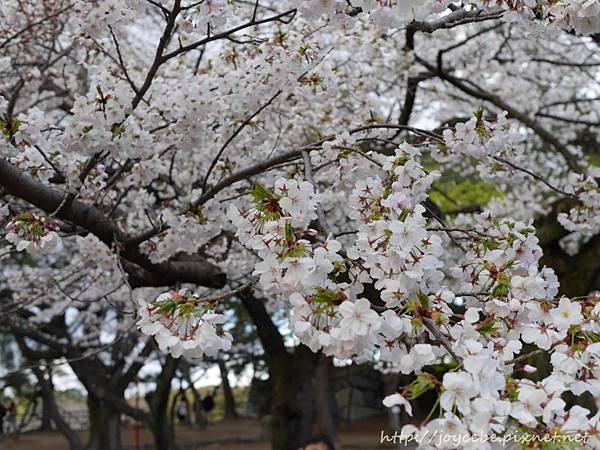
557,170 -> 600,234
5,0 -> 600,442
137,290 -> 232,359
299,0 -> 600,35
5,212 -> 60,254
141,200 -> 222,263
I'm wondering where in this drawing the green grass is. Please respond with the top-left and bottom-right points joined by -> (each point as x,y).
430,177 -> 502,212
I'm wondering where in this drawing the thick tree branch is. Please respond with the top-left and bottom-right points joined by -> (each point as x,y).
0,158 -> 225,288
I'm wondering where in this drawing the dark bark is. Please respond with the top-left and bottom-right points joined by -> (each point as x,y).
270,344 -> 317,450
239,293 -> 321,450
313,353 -> 337,439
32,367 -> 84,450
148,355 -> 179,450
86,393 -> 122,450
0,158 -> 225,289
557,234 -> 600,298
218,359 -> 238,419
40,392 -> 53,431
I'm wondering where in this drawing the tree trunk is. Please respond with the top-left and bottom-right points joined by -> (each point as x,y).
32,367 -> 83,450
270,345 -> 317,450
218,359 -> 238,419
313,353 -> 337,439
40,393 -> 53,431
182,365 -> 205,427
86,393 -> 122,450
240,293 -> 326,450
148,355 -> 179,450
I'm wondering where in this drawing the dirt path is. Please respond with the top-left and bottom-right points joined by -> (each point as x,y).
1,415 -> 409,450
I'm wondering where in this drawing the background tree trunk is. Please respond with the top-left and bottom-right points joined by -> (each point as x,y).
218,359 -> 238,419
148,355 -> 179,450
313,353 -> 338,439
270,345 -> 317,450
40,393 -> 53,431
240,293 -> 320,450
86,393 -> 122,450
32,367 -> 83,450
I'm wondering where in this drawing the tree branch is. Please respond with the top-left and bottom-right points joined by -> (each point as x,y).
0,159 -> 225,288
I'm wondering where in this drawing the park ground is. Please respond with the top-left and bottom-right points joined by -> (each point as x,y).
0,415 -> 413,450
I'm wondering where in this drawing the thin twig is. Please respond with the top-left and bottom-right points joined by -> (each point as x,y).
302,150 -> 333,236
423,317 -> 462,363
201,90 -> 281,193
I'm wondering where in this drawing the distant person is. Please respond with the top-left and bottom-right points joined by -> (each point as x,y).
201,394 -> 215,424
176,397 -> 188,424
0,402 -> 5,434
298,434 -> 336,450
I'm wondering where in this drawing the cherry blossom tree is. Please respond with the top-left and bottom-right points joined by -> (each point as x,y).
2,1 -> 600,449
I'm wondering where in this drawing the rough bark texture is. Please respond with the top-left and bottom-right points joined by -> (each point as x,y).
270,344 -> 317,450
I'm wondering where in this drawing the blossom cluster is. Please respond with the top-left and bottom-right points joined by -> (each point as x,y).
225,146 -> 446,361
226,142 -> 600,445
557,170 -> 600,234
372,211 -> 600,446
3,0 -> 600,446
137,289 -> 232,359
140,200 -> 222,263
5,212 -> 60,254
299,0 -> 600,35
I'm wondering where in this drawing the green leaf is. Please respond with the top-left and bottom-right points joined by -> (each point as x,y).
285,220 -> 293,242
250,183 -> 273,202
477,318 -> 499,337
280,243 -> 307,259
585,331 -> 600,343
417,290 -> 429,309
405,372 -> 437,400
